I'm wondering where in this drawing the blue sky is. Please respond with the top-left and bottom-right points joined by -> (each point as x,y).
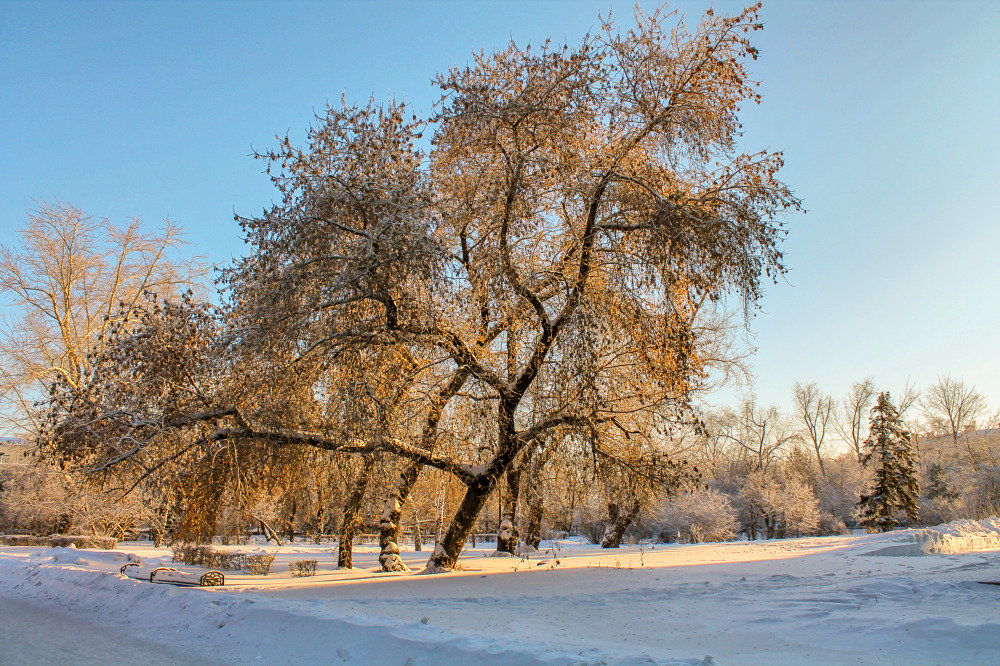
2,0 -> 998,417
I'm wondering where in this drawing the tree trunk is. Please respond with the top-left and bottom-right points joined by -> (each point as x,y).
312,505 -> 325,544
338,455 -> 375,569
428,382 -> 559,570
412,520 -> 422,552
378,460 -> 422,571
152,503 -> 170,548
285,496 -> 297,543
763,512 -> 777,540
257,516 -> 284,546
496,467 -> 522,554
813,444 -> 827,477
377,369 -> 471,571
601,502 -> 620,546
521,440 -> 552,550
524,503 -> 544,549
600,499 -> 641,548
427,475 -> 499,571
429,401 -> 522,571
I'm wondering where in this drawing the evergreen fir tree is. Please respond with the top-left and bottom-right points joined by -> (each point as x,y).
857,392 -> 919,532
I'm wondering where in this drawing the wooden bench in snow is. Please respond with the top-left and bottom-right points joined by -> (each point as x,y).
120,563 -> 224,587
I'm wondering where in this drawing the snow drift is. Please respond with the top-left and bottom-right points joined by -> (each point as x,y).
864,517 -> 1000,556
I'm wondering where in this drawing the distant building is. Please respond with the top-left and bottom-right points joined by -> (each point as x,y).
0,437 -> 33,467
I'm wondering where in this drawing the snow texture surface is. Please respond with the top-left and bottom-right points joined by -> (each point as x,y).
2,520 -> 1000,664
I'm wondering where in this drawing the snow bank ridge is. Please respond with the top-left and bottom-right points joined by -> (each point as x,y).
865,517 -> 1000,556
0,550 -> 594,665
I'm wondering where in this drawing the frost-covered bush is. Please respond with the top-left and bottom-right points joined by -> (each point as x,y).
0,534 -> 117,549
815,512 -> 849,536
657,487 -> 737,543
289,559 -> 318,577
812,455 -> 869,526
961,467 -> 1000,517
0,463 -> 144,538
172,545 -> 275,574
243,553 -> 276,575
737,470 -> 820,539
919,496 -> 960,526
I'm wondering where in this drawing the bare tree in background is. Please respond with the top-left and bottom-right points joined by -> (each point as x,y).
922,375 -> 988,469
717,396 -> 796,473
792,381 -> 835,476
836,378 -> 875,462
893,379 -> 920,426
0,202 -> 204,434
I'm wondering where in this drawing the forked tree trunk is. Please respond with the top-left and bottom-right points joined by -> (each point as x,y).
600,499 -> 641,548
428,402 -> 521,571
427,475 -> 499,570
338,455 -> 376,568
378,369 -> 470,571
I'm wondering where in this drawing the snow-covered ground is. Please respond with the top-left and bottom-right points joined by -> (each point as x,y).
3,520 -> 1000,664
0,594 -> 214,665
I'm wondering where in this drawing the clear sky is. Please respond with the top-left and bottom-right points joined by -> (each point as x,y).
2,0 -> 998,417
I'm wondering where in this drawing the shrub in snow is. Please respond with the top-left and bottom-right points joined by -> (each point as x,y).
578,520 -> 605,545
918,496 -> 960,526
50,535 -> 118,549
657,487 -> 737,543
815,512 -> 849,536
290,560 -> 318,577
243,553 -> 276,575
737,470 -> 820,539
172,545 -> 275,575
0,534 -> 117,549
811,454 -> 869,527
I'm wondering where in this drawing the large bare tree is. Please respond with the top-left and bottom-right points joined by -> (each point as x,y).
45,3 -> 798,572
222,4 -> 799,571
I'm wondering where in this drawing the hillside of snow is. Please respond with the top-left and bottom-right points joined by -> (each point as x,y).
2,519 -> 1000,664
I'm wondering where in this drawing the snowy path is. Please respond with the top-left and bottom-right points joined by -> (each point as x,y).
0,593 -> 216,665
257,539 -> 1000,664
